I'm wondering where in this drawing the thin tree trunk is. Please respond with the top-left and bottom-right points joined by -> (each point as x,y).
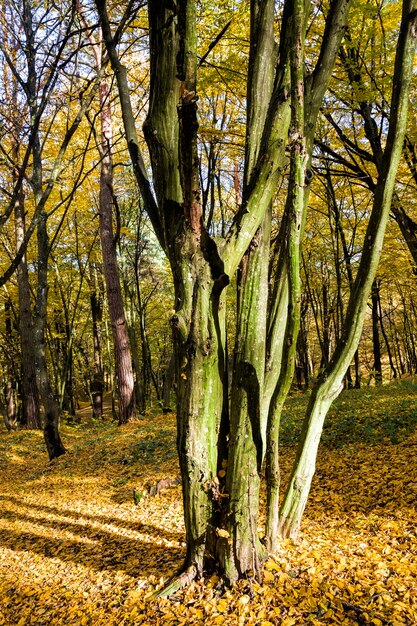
13,155 -> 41,429
265,0 -> 307,550
162,352 -> 175,412
4,298 -> 18,430
98,81 -> 136,424
279,0 -> 417,537
77,2 -> 137,424
89,264 -> 104,418
371,278 -> 383,384
35,212 -> 66,460
377,287 -> 397,379
20,0 -> 65,459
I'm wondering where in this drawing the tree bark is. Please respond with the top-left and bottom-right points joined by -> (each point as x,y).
14,154 -> 41,429
98,85 -> 137,424
21,0 -> 66,459
279,0 -> 417,537
371,279 -> 383,384
89,264 -> 105,418
97,0 -> 352,587
35,212 -> 66,460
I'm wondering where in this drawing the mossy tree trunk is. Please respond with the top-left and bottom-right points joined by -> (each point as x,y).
98,0 -> 352,587
265,0 -> 307,551
279,0 -> 417,538
263,0 -> 352,552
218,0 -> 291,581
222,211 -> 272,580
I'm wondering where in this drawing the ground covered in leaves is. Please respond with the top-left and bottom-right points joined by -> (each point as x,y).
0,381 -> 416,625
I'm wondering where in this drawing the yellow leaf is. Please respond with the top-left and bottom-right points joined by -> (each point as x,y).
237,594 -> 250,606
217,598 -> 229,613
264,559 -> 279,571
207,574 -> 219,589
216,527 -> 230,538
263,570 -> 275,583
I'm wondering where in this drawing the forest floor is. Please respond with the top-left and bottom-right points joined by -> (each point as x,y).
0,381 -> 416,625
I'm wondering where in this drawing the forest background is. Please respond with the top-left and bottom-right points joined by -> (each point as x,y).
0,0 -> 417,621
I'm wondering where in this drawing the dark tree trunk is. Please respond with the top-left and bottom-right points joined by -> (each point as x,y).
35,213 -> 66,460
13,142 -> 41,429
371,278 -> 383,385
4,298 -> 18,430
89,265 -> 104,418
377,286 -> 397,379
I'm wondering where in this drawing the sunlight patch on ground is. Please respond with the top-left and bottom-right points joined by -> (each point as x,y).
0,395 -> 416,625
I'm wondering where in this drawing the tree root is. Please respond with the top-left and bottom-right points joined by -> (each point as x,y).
154,565 -> 198,598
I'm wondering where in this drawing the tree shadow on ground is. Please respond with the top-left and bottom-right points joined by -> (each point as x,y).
0,495 -> 184,578
0,494 -> 181,538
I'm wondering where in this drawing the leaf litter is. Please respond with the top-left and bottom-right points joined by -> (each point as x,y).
0,382 -> 416,625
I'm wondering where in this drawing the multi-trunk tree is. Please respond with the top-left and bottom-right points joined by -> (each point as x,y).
96,0 -> 353,586
0,0 -> 414,591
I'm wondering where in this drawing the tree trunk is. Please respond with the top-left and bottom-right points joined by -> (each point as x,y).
35,213 -> 66,460
4,298 -> 18,430
76,2 -> 137,424
377,286 -> 397,379
371,278 -> 383,384
265,0 -> 307,550
13,134 -> 41,429
97,0 -> 352,589
99,80 -> 136,424
221,213 -> 271,580
162,352 -> 175,412
89,265 -> 104,418
279,0 -> 417,536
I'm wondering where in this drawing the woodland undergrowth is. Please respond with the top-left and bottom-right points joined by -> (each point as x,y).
0,381 -> 416,625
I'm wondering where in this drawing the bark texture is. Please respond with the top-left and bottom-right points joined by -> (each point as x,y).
97,0 -> 353,587
279,0 -> 417,537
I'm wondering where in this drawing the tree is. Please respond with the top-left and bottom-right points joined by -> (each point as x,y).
278,0 -> 417,538
77,2 -> 137,424
96,0 -> 352,587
